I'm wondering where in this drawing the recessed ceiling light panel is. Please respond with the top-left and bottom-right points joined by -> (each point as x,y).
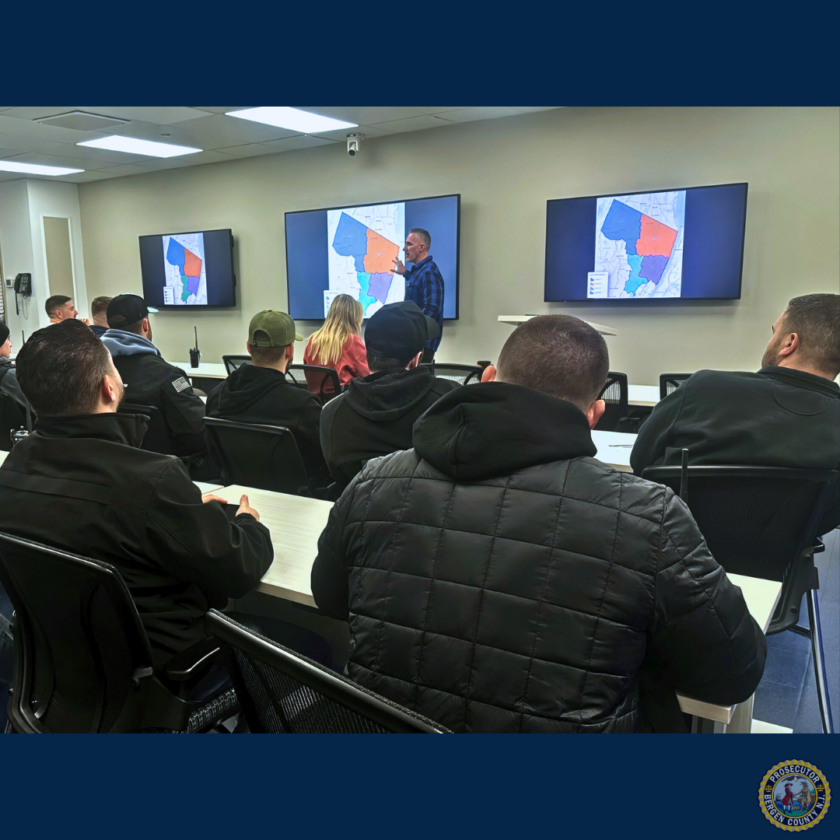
77,136 -> 202,158
226,107 -> 357,133
0,160 -> 84,176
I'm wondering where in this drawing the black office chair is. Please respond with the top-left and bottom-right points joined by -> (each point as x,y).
421,363 -> 482,385
287,365 -> 342,402
659,373 -> 692,400
0,532 -> 238,733
204,417 -> 310,495
206,610 -> 450,733
222,355 -> 251,376
595,371 -> 632,431
641,461 -> 839,734
0,394 -> 31,453
117,402 -> 175,455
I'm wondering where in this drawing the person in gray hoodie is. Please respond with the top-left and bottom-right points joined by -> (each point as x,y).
319,301 -> 459,490
102,294 -> 207,462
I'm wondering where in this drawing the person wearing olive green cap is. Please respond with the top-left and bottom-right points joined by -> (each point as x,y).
206,310 -> 330,490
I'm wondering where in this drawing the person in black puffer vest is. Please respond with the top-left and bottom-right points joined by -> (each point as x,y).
312,314 -> 767,733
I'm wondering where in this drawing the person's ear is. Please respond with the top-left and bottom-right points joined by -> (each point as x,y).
142,317 -> 150,336
101,373 -> 120,408
407,351 -> 422,370
481,364 -> 497,383
779,331 -> 799,359
246,341 -> 252,356
286,343 -> 295,361
586,399 -> 606,430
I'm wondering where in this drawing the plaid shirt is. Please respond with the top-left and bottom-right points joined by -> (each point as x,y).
404,256 -> 444,353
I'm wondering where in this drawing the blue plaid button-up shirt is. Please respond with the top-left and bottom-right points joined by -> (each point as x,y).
404,256 -> 444,353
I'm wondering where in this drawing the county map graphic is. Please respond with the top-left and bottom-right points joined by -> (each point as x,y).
326,203 -> 405,318
590,191 -> 685,299
162,233 -> 207,305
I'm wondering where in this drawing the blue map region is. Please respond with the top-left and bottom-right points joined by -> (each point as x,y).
333,212 -> 368,272
166,237 -> 186,269
639,254 -> 669,285
625,255 -> 647,295
601,200 -> 642,255
356,272 -> 376,311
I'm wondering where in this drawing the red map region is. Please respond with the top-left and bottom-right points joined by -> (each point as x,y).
363,228 -> 399,274
637,215 -> 677,258
184,248 -> 202,277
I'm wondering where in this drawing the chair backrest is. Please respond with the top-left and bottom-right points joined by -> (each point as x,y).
640,465 -> 839,582
287,364 -> 342,401
222,355 -> 251,376
0,393 -> 30,452
420,363 -> 481,385
206,610 -> 449,733
117,402 -> 175,455
595,371 -> 629,431
0,532 -> 191,733
204,416 -> 309,494
659,373 -> 692,400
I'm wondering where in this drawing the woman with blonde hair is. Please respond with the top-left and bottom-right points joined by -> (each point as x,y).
304,294 -> 369,389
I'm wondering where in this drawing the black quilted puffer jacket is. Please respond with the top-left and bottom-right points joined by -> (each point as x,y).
311,382 -> 767,733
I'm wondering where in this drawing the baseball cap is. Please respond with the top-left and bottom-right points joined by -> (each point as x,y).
106,294 -> 158,328
248,310 -> 302,347
365,301 -> 440,358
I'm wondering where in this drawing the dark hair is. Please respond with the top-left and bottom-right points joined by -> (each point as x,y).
45,295 -> 72,318
366,349 -> 414,373
783,294 -> 840,375
495,315 -> 609,411
249,331 -> 289,366
91,295 -> 112,317
16,320 -> 114,416
409,227 -> 431,248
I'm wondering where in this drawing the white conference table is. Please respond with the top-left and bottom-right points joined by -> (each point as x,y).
628,384 -> 660,407
174,362 -> 228,379
211,482 -> 780,733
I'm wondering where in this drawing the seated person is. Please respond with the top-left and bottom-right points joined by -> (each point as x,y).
102,294 -> 209,467
631,293 -> 840,533
206,310 -> 331,490
0,320 -> 273,671
89,295 -> 112,337
0,323 -> 30,449
312,314 -> 767,733
45,294 -> 90,325
319,300 -> 460,490
303,293 -> 369,391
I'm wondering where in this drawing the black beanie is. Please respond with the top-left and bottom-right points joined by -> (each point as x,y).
0,322 -> 9,346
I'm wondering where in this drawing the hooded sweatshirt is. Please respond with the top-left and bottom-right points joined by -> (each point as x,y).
319,365 -> 460,489
102,329 -> 207,458
206,364 -> 330,487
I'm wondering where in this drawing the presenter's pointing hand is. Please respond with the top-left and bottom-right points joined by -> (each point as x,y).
392,258 -> 406,275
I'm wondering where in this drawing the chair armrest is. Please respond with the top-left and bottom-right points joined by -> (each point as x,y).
162,637 -> 223,682
813,537 -> 825,554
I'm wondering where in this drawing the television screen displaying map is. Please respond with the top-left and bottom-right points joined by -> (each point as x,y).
590,191 -> 685,299
326,203 -> 406,318
162,232 -> 208,306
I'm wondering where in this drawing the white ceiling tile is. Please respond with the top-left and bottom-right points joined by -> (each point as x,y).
1,107 -> 81,121
58,165 -> 150,182
213,143 -> 279,158
74,107 -> 210,124
305,123 -> 392,141
368,115 -> 454,134
170,150 -> 237,166
431,107 -> 520,122
190,107 -> 254,114
258,135 -> 338,152
0,133 -> 81,154
299,107 -> 443,124
0,171 -> 25,181
3,151 -> 111,170
0,114 -> 99,143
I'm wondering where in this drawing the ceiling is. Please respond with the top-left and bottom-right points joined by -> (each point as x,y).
0,106 -> 560,185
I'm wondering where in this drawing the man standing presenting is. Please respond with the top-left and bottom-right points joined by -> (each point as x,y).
392,228 -> 444,363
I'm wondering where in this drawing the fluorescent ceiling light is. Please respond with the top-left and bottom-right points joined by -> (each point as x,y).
0,160 -> 84,176
226,107 -> 357,133
77,136 -> 202,158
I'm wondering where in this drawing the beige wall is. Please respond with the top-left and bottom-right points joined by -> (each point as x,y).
43,216 -> 75,299
78,107 -> 840,383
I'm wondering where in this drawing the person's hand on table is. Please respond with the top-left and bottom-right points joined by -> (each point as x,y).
202,493 -> 227,505
202,493 -> 261,522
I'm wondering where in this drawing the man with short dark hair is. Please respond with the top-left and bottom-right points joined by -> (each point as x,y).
319,300 -> 459,490
312,314 -> 766,733
102,294 -> 208,466
89,295 -> 112,337
206,310 -> 330,489
0,320 -> 272,669
45,294 -> 90,326
631,293 -> 840,533
392,227 -> 444,362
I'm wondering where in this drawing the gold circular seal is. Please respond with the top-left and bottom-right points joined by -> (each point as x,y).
759,761 -> 831,831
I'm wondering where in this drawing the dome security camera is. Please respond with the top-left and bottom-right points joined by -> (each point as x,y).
346,134 -> 363,156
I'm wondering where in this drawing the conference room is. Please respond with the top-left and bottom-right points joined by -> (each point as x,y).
0,105 -> 836,734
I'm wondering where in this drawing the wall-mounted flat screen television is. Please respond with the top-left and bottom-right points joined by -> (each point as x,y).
139,229 -> 236,309
285,194 -> 460,320
544,183 -> 748,302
